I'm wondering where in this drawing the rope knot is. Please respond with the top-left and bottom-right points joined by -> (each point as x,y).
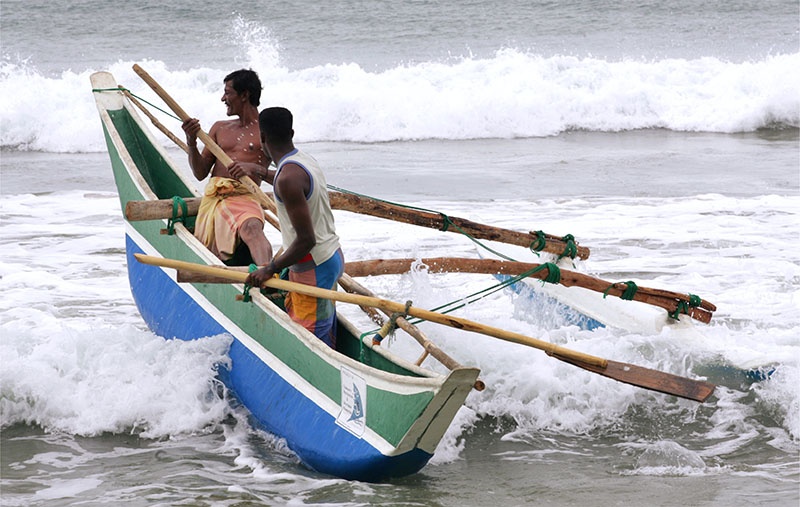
556,234 -> 578,262
240,263 -> 259,302
604,281 -> 639,300
439,214 -> 453,232
165,196 -> 188,235
529,230 -> 546,256
372,300 -> 413,345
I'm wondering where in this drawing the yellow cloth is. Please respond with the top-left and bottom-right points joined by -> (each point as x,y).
195,177 -> 265,260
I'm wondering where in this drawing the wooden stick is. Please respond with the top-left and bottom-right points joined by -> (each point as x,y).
170,254 -> 713,323
120,87 -> 189,152
131,64 -> 280,231
344,257 -> 715,321
327,191 -> 590,260
134,254 -> 715,402
125,193 -> 589,261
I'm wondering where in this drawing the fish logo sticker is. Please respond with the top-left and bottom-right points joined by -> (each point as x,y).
337,367 -> 367,437
348,384 -> 364,421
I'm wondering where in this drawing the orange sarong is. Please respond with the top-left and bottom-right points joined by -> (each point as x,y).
194,177 -> 265,261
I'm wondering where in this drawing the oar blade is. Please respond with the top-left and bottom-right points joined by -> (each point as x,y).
554,355 -> 716,403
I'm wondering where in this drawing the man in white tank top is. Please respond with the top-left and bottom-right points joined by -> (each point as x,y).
246,107 -> 344,347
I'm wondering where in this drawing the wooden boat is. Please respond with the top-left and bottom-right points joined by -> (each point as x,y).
90,71 -> 480,482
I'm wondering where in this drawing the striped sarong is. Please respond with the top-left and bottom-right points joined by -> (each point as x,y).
285,249 -> 344,348
194,177 -> 265,261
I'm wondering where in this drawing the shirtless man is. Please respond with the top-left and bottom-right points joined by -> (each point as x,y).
181,69 -> 273,266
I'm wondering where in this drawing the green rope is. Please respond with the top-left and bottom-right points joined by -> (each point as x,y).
668,293 -> 704,320
603,281 -> 639,300
439,214 -> 452,232
165,196 -> 188,235
529,230 -> 546,256
556,234 -> 578,262
240,264 -> 259,303
91,87 -> 182,121
405,262 -> 561,326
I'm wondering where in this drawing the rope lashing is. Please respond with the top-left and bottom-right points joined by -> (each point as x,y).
556,234 -> 578,262
603,281 -> 639,300
530,262 -> 561,285
240,264 -> 259,302
439,214 -> 453,232
669,293 -> 704,320
529,230 -> 547,256
165,196 -> 188,235
372,300 -> 413,346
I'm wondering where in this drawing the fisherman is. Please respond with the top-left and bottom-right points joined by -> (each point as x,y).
245,107 -> 344,348
181,69 -> 273,266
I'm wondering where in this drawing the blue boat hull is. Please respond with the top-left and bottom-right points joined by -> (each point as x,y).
126,236 -> 432,481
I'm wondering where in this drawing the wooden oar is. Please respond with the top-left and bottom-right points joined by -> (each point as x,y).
131,64 -> 280,229
134,253 -> 715,402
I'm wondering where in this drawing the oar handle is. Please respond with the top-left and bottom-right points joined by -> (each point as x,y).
131,64 -> 277,214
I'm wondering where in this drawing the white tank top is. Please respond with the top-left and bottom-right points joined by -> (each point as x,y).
273,148 -> 340,266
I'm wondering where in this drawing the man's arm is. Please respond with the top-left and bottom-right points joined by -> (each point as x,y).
181,118 -> 216,180
246,164 -> 314,285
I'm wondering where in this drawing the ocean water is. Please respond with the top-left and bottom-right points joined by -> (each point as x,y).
1,1 -> 799,506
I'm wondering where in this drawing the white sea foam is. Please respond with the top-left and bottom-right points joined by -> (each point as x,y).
1,49 -> 798,152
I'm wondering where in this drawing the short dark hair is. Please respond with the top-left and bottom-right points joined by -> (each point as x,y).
224,69 -> 262,106
259,107 -> 293,143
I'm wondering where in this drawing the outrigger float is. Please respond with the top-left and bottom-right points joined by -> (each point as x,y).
91,66 -> 716,481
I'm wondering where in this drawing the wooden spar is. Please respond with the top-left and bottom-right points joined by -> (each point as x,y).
124,195 -> 589,260
131,64 -> 281,230
326,191 -> 590,260
344,257 -> 715,322
162,250 -> 714,322
134,253 -> 716,403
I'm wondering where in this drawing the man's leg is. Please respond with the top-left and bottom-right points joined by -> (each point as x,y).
238,217 -> 273,266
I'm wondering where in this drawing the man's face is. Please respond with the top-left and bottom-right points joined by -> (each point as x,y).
221,81 -> 243,117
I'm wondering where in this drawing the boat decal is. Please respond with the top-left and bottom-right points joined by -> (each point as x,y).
337,366 -> 367,437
